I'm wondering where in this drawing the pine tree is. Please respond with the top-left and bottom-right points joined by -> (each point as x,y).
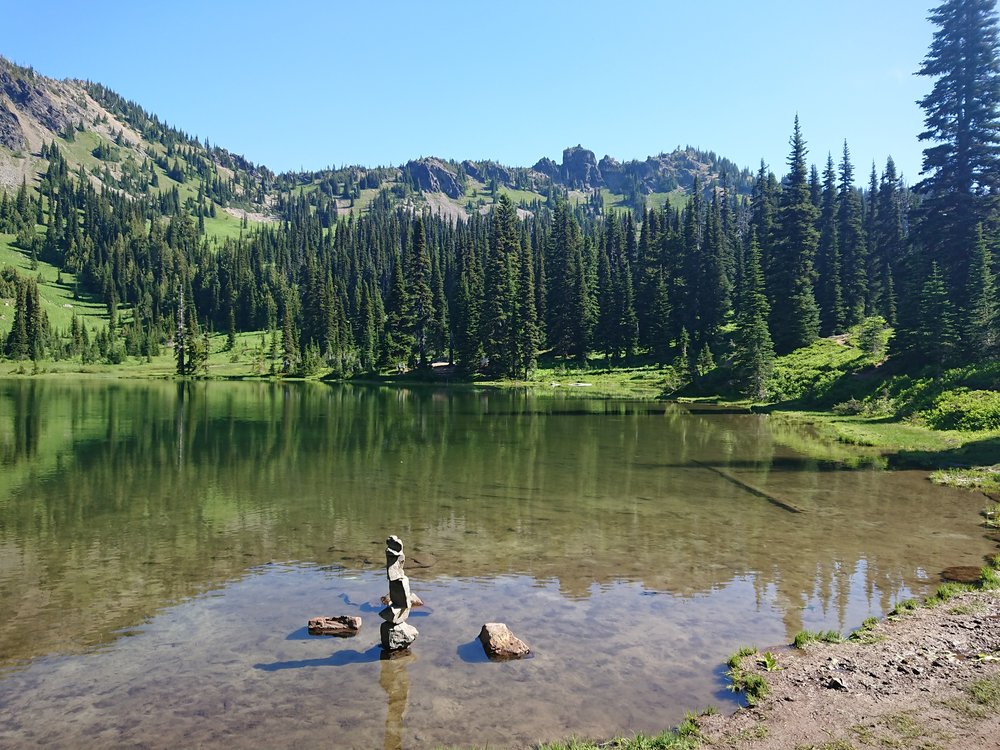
547,200 -> 590,360
382,249 -> 412,369
648,269 -> 672,363
513,235 -> 539,378
837,142 -> 868,325
454,240 -> 484,373
964,224 -> 998,357
771,117 -> 821,354
732,234 -> 775,400
482,195 -> 517,376
404,216 -> 434,368
918,262 -> 959,367
873,157 -> 906,324
917,0 -> 1000,301
816,153 -> 844,334
281,300 -> 299,374
5,277 -> 29,359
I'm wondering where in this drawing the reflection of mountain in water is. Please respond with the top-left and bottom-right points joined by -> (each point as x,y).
0,380 -> 991,667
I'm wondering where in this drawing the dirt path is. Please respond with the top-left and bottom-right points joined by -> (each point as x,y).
699,591 -> 1000,749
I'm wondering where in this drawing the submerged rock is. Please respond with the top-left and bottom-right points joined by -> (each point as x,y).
940,566 -> 983,584
307,615 -> 362,637
478,623 -> 530,660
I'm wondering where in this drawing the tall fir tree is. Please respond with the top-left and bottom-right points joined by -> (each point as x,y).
837,142 -> 868,325
816,153 -> 844,334
732,233 -> 775,400
771,117 -> 821,353
918,261 -> 960,367
404,216 -> 434,368
916,0 -> 1000,305
964,223 -> 998,356
482,195 -> 518,376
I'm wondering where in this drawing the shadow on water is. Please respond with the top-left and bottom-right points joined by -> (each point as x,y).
456,638 -> 491,664
283,626 -> 313,641
255,643 -> 384,670
893,435 -> 1000,473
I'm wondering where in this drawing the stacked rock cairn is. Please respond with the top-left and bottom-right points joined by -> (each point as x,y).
379,535 -> 419,652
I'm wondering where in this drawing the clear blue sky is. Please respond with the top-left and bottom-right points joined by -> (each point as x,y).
4,1 -> 936,184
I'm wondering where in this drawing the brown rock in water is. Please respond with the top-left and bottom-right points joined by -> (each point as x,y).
479,623 -> 530,660
307,615 -> 362,636
941,566 -> 984,584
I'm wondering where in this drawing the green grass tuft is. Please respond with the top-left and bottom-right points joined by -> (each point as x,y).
794,629 -> 842,648
726,645 -> 757,669
968,676 -> 1000,710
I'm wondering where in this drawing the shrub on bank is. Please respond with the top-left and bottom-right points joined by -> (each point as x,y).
924,389 -> 1000,431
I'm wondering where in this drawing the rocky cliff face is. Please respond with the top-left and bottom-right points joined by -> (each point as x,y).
527,144 -> 744,196
561,145 -> 602,189
0,101 -> 25,152
0,67 -> 73,136
405,158 -> 463,199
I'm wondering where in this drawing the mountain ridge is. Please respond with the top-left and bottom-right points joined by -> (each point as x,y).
0,55 -> 752,218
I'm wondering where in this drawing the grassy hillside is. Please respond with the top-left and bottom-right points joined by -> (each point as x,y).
0,233 -> 107,335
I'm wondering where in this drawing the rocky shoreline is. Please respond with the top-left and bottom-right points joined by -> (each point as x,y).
698,590 -> 1000,750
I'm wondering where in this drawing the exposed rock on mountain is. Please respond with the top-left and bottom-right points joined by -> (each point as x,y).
0,101 -> 25,152
0,66 -> 72,135
531,157 -> 560,182
561,145 -> 602,189
0,53 -> 753,215
405,158 -> 463,199
461,159 -> 515,188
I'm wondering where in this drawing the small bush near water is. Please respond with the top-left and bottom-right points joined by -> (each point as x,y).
924,389 -> 1000,431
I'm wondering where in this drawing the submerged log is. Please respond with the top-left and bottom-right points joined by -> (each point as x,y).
691,460 -> 804,513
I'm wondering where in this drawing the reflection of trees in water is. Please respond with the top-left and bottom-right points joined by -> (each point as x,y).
0,380 -> 986,666
0,380 -> 41,463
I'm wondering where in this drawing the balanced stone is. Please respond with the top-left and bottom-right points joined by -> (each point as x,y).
379,535 -> 419,652
379,605 -> 410,624
381,621 -> 419,651
387,577 -> 412,609
381,593 -> 424,607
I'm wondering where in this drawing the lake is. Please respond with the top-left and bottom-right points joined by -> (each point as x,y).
0,379 -> 993,748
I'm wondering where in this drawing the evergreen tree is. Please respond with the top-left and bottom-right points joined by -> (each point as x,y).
917,0 -> 1000,302
5,277 -> 29,359
547,200 -> 590,360
771,117 -> 821,353
404,216 -> 434,368
647,269 -> 672,363
964,224 -> 998,356
513,235 -> 539,378
918,262 -> 960,367
732,233 -> 775,400
453,239 -> 484,373
816,153 -> 844,334
482,195 -> 517,376
873,157 -> 906,324
382,250 -> 412,369
837,143 -> 868,325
